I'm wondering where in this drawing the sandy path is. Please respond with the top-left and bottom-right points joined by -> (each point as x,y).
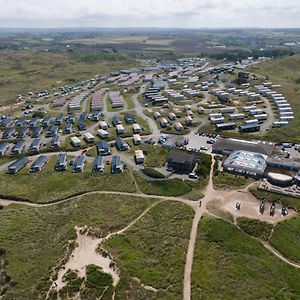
260,240 -> 300,269
54,227 -> 120,291
183,157 -> 215,300
50,200 -> 162,297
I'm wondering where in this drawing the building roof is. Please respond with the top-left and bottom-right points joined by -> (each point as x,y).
212,138 -> 274,156
224,150 -> 267,173
168,151 -> 196,165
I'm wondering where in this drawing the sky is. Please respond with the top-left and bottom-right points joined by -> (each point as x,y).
0,0 -> 299,28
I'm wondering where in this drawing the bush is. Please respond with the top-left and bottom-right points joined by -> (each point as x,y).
142,168 -> 166,179
195,153 -> 212,178
237,217 -> 273,241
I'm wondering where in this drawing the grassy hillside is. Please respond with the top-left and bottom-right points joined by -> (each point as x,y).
104,201 -> 194,299
0,194 -> 156,299
270,217 -> 300,264
0,50 -> 135,105
248,53 -> 300,143
192,218 -> 300,299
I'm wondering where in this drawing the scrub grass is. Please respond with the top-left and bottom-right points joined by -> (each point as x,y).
0,194 -> 156,299
104,201 -> 194,299
192,218 -> 300,299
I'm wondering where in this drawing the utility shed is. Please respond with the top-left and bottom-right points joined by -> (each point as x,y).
167,151 -> 197,174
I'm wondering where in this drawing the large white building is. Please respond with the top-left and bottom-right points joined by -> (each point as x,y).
223,150 -> 268,178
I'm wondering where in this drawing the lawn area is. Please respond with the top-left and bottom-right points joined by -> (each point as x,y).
129,143 -> 170,168
213,171 -> 248,189
270,217 -> 300,264
0,194 -> 157,299
192,217 -> 300,299
142,167 -> 166,179
0,157 -> 136,203
133,171 -> 192,197
104,201 -> 194,299
0,50 -> 135,105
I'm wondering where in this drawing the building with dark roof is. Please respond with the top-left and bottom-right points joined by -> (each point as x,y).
50,135 -> 60,148
11,141 -> 25,155
7,157 -> 29,174
167,151 -> 197,174
115,137 -> 128,151
46,125 -> 58,137
55,153 -> 67,171
97,141 -> 111,156
93,155 -> 105,172
72,155 -> 86,173
0,142 -> 9,156
2,128 -> 15,139
267,158 -> 300,172
212,138 -> 274,157
30,155 -> 48,172
29,139 -> 41,154
239,123 -> 260,133
16,127 -> 29,138
32,126 -> 43,138
215,122 -> 236,131
124,113 -> 136,124
112,155 -> 123,174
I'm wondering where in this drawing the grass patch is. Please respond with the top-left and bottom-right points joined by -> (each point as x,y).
270,217 -> 300,264
142,168 -> 166,179
213,171 -> 247,189
104,201 -> 194,299
0,194 -> 156,299
237,217 -> 273,241
0,158 -> 136,203
129,143 -> 170,168
192,218 -> 300,299
134,171 -> 192,197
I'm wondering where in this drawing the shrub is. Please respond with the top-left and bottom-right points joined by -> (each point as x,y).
142,168 -> 166,179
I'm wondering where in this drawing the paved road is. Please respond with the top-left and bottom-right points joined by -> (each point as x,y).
131,85 -> 161,138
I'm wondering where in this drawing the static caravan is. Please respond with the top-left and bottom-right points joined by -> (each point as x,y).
84,132 -> 95,143
135,150 -> 145,164
97,129 -> 109,139
71,136 -> 81,147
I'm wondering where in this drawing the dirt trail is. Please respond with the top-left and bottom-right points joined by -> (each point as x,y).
53,227 -> 120,291
183,157 -> 215,300
260,241 -> 300,269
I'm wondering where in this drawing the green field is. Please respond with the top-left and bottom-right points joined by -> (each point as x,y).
0,51 -> 135,105
133,171 -> 192,197
0,194 -> 157,299
0,157 -> 136,203
192,217 -> 300,299
213,171 -> 248,189
270,217 -> 300,264
104,201 -> 194,299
